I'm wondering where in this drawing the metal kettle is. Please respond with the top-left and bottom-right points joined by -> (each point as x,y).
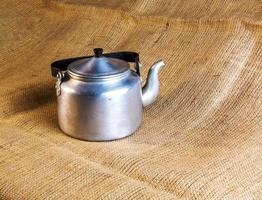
51,48 -> 165,141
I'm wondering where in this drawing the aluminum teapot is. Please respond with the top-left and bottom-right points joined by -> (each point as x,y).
51,48 -> 165,141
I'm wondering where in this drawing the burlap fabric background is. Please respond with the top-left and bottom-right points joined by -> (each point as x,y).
1,0 -> 262,199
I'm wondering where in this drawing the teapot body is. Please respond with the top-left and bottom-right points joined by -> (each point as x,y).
57,71 -> 142,141
51,49 -> 165,141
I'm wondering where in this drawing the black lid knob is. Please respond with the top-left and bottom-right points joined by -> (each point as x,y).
94,48 -> 103,57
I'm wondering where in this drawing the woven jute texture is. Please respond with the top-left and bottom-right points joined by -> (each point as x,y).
0,0 -> 262,199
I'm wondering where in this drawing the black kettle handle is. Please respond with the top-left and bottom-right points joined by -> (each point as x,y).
51,50 -> 141,78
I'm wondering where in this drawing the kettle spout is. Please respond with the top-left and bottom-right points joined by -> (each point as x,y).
142,60 -> 165,107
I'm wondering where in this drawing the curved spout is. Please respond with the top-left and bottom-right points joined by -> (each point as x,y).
142,60 -> 165,107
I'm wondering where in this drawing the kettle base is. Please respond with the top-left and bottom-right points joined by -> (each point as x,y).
59,123 -> 141,141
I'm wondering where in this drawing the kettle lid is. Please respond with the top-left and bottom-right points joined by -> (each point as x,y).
68,48 -> 130,79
